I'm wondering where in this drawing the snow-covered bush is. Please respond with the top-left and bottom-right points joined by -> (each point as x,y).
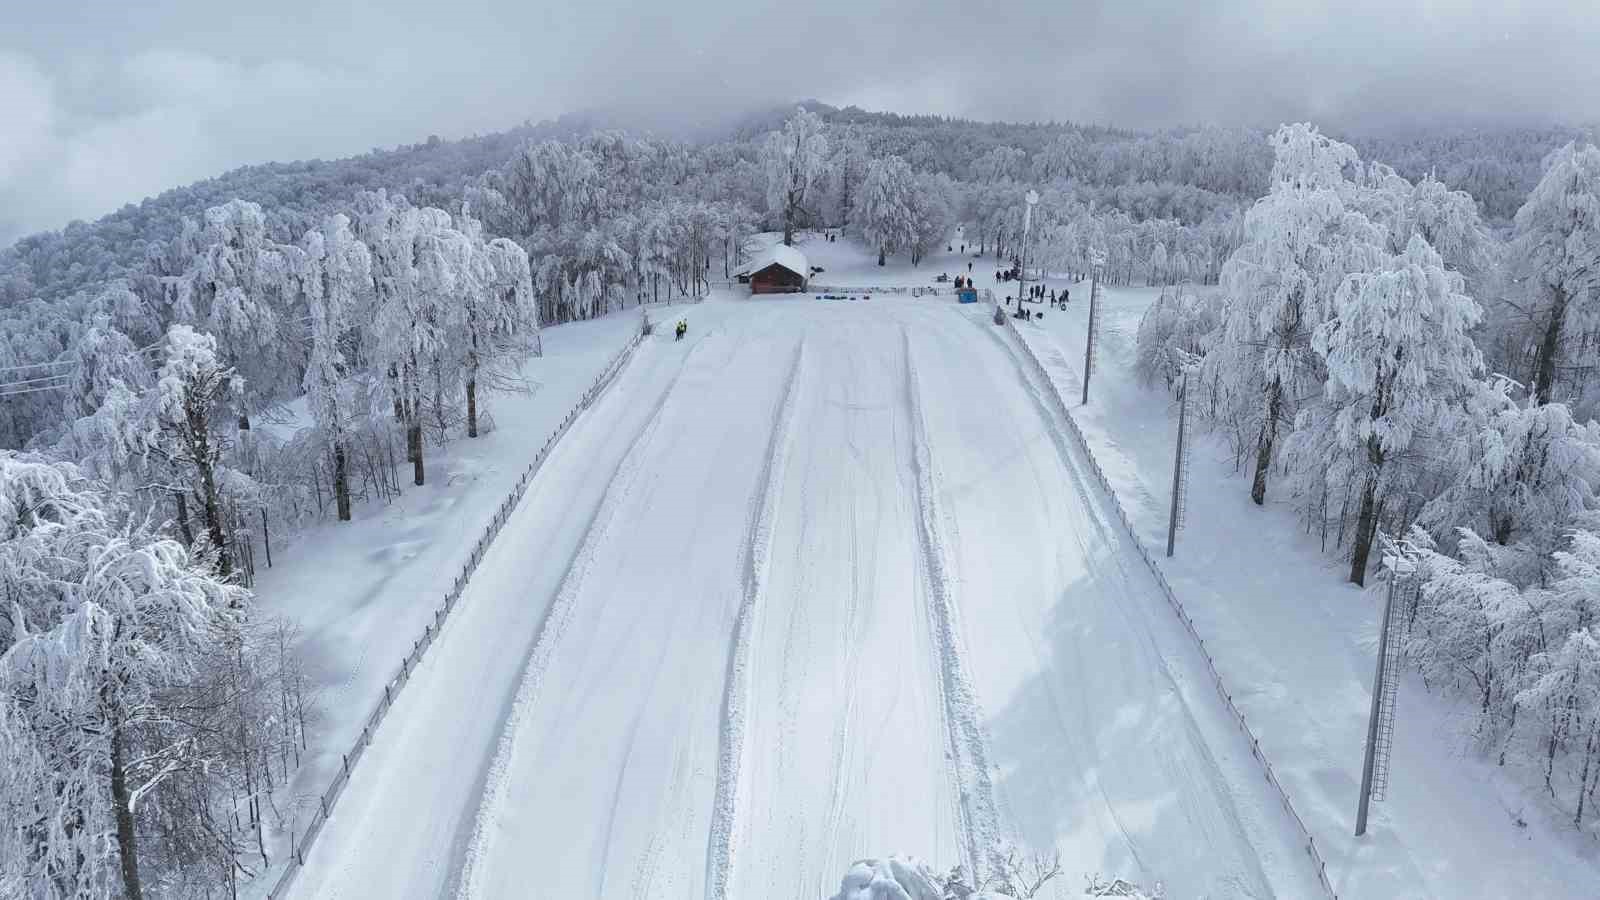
1134,284 -> 1221,391
828,854 -> 1155,900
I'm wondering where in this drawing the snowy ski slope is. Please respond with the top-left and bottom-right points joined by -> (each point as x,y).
289,292 -> 1321,898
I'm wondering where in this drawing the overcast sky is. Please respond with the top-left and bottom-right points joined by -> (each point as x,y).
4,0 -> 1599,246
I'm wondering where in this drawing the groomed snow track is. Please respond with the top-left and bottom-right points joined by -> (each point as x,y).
290,297 -> 1324,900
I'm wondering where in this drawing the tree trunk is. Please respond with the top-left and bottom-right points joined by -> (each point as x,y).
333,442 -> 351,521
878,248 -> 886,267
1349,471 -> 1379,586
197,446 -> 231,578
409,423 -> 424,487
466,378 -> 478,439
389,364 -> 405,424
110,727 -> 144,900
1250,379 -> 1281,506
1576,728 -> 1597,827
783,203 -> 794,247
1533,285 -> 1569,405
174,490 -> 194,546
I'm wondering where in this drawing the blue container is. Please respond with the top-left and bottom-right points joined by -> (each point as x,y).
956,287 -> 978,304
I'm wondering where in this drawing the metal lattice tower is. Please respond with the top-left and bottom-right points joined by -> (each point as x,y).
1371,607 -> 1404,800
1357,568 -> 1405,835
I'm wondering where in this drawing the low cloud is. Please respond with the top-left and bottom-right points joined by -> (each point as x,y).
5,0 -> 1600,244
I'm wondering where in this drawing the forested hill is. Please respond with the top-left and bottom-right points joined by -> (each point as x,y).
3,101 -> 1587,309
1,122 -> 540,306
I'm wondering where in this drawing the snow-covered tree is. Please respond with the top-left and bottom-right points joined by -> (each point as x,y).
1509,143 -> 1600,405
858,156 -> 920,266
1291,235 -> 1483,584
1135,284 -> 1222,390
971,146 -> 1026,184
1146,242 -> 1168,286
1032,132 -> 1089,182
762,108 -> 830,246
302,214 -> 373,521
1203,124 -> 1388,506
826,134 -> 873,229
154,325 -> 240,576
1421,380 -> 1600,576
0,452 -> 246,899
164,200 -> 309,425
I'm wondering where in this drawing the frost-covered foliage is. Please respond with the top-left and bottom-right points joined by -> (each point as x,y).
827,853 -> 1152,900
858,156 -> 921,266
0,451 -> 315,898
1347,125 -> 1594,223
1420,382 -> 1600,575
163,200 -> 310,416
762,107 -> 830,246
1286,234 -> 1484,583
1133,284 -> 1221,390
1504,143 -> 1600,408
1398,525 -> 1600,831
1199,124 -> 1390,509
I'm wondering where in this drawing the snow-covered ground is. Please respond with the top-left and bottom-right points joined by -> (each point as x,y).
1018,275 -> 1600,898
248,311 -> 642,880
282,234 -> 1332,899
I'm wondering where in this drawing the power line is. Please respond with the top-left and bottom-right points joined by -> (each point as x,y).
0,382 -> 72,398
0,372 -> 77,388
0,359 -> 74,374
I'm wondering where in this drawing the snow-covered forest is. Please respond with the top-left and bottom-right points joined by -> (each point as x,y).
4,98 -> 1600,897
1134,124 -> 1600,833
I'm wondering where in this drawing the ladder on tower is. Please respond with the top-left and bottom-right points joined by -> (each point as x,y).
1370,610 -> 1404,800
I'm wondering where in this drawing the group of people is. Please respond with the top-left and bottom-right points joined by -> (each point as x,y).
674,319 -> 688,341
1004,297 -> 1043,322
1020,283 -> 1070,308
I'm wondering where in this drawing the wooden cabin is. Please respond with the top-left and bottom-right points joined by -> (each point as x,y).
735,245 -> 810,294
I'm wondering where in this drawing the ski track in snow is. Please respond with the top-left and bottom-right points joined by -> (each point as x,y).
704,339 -> 805,900
453,338 -> 699,900
901,327 -> 1004,882
984,319 -> 1281,896
297,293 -> 1320,900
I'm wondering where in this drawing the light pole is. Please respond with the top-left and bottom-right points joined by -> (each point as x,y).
1081,251 -> 1105,406
1017,190 -> 1039,314
1166,364 -> 1195,558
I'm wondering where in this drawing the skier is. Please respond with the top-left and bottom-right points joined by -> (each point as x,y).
967,261 -> 973,272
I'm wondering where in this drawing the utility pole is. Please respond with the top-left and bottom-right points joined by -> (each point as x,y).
1356,564 -> 1402,836
1166,369 -> 1190,558
1081,255 -> 1104,406
1017,190 -> 1039,316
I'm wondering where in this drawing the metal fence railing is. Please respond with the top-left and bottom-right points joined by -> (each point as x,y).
999,313 -> 1340,900
261,318 -> 648,900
